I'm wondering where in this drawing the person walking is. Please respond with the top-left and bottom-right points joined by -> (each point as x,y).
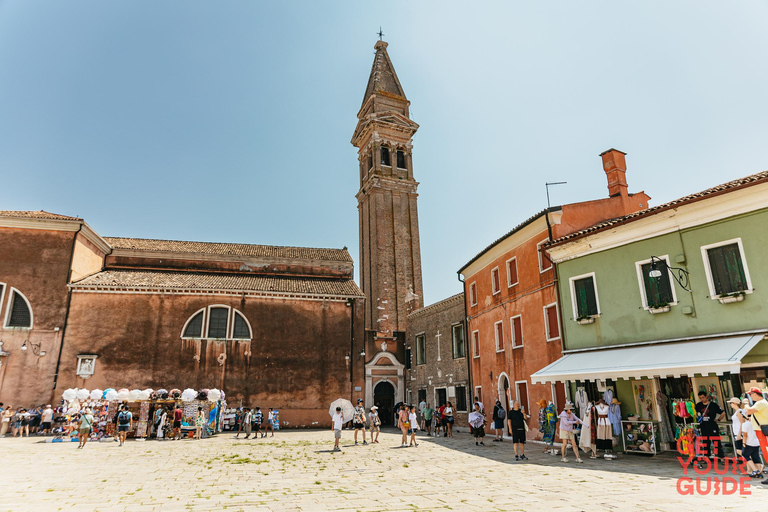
242,408 -> 253,439
172,403 -> 183,440
265,408 -> 275,437
444,402 -> 455,438
368,406 -> 381,443
728,397 -> 746,457
332,406 -> 344,452
353,399 -> 368,445
418,397 -> 427,430
469,402 -> 486,446
744,387 -> 768,485
77,408 -> 94,448
695,391 -> 725,466
408,405 -> 419,447
195,407 -> 205,439
508,401 -> 529,461
29,405 -> 41,435
116,405 -> 132,446
0,405 -> 12,437
423,403 -> 434,436
254,407 -> 264,438
234,408 -> 243,438
20,408 -> 31,437
397,404 -> 409,447
156,407 -> 168,440
558,403 -> 583,463
40,404 -> 53,435
492,400 -> 506,442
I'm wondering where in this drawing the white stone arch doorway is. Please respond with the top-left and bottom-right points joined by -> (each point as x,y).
498,372 -> 512,411
365,351 -> 404,421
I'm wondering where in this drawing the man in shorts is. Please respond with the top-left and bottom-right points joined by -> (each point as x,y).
368,406 -> 381,443
253,407 -> 263,438
40,404 -> 53,435
353,399 -> 368,445
242,408 -> 252,439
332,406 -> 344,451
745,387 -> 768,485
116,405 -> 132,446
172,403 -> 183,440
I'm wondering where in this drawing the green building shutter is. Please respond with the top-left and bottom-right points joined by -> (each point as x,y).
707,243 -> 747,295
641,262 -> 674,307
574,276 -> 598,317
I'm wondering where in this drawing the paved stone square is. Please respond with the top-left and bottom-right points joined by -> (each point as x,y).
0,428 -> 763,511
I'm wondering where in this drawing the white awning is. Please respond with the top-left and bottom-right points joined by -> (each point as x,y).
531,334 -> 765,384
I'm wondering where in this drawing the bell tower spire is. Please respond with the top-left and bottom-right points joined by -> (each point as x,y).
353,39 -> 423,339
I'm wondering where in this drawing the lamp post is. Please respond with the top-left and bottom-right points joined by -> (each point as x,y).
648,256 -> 691,292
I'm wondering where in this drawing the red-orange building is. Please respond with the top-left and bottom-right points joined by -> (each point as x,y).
458,149 -> 650,435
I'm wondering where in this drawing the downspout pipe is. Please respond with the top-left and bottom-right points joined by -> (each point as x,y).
545,211 -> 569,401
52,224 -> 82,393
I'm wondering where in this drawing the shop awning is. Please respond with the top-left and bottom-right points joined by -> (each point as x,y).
531,334 -> 766,384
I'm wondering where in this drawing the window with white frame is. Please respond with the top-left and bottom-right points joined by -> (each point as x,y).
181,306 -> 252,340
701,238 -> 753,298
474,386 -> 483,408
569,273 -> 600,320
451,323 -> 465,359
491,267 -> 501,295
472,329 -> 480,358
494,320 -> 504,352
4,288 -> 32,329
635,256 -> 677,309
415,333 -> 426,365
510,315 -> 523,347
506,257 -> 518,287
469,282 -> 477,306
0,283 -> 5,318
538,239 -> 553,273
543,303 -> 560,341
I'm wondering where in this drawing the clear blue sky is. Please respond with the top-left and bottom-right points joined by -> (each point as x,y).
1,1 -> 767,305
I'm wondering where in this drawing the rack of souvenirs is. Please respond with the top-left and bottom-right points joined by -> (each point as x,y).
621,420 -> 659,455
55,387 -> 227,441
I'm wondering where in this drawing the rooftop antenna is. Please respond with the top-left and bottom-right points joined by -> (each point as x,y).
545,182 -> 567,208
377,27 -> 384,41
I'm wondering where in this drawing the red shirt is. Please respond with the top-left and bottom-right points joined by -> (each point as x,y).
174,409 -> 183,422
438,405 -> 446,419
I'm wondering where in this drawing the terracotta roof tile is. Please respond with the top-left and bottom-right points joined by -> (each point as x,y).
104,237 -> 353,263
547,170 -> 768,248
72,269 -> 364,297
0,210 -> 82,221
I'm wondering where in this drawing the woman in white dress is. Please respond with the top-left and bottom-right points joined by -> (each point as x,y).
579,402 -> 597,458
156,407 -> 167,440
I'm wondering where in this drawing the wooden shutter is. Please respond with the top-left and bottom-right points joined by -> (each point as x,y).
513,317 -> 523,346
641,262 -> 674,306
546,306 -> 559,339
708,244 -> 747,295
575,277 -> 597,316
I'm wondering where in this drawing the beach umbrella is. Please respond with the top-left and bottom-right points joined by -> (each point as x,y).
207,388 -> 221,401
117,389 -> 130,401
62,388 -> 77,401
137,389 -> 151,401
181,388 -> 197,401
468,411 -> 484,428
128,389 -> 142,402
157,389 -> 169,399
76,388 -> 90,400
90,389 -> 103,400
170,388 -> 181,399
104,389 -> 118,401
329,398 -> 355,422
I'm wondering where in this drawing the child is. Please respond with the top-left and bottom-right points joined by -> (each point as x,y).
368,406 -> 381,444
332,407 -> 344,452
740,420 -> 764,478
408,406 -> 419,447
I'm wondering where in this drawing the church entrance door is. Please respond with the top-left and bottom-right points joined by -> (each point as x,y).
373,381 -> 395,426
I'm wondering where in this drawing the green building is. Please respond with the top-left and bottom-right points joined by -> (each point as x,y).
532,170 -> 768,454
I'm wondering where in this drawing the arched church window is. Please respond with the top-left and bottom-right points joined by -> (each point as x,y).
396,150 -> 406,169
207,307 -> 229,339
5,289 -> 32,328
232,311 -> 251,339
183,310 -> 204,338
380,147 -> 390,167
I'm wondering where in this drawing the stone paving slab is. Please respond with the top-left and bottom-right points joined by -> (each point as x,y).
0,429 -> 763,511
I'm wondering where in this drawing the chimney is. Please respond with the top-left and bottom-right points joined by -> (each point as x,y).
600,148 -> 628,198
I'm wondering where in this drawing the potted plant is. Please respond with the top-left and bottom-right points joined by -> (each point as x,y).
575,314 -> 595,325
717,291 -> 746,304
647,302 -> 670,314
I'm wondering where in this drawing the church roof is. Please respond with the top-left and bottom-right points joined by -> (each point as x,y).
0,210 -> 82,221
72,269 -> 364,297
104,237 -> 353,263
362,40 -> 406,106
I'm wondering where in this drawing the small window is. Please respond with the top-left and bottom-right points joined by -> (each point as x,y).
6,290 -> 31,328
570,273 -> 600,320
510,315 -> 523,347
472,330 -> 480,358
506,258 -> 518,287
415,334 -> 426,365
544,304 -> 560,341
494,321 -> 504,352
704,240 -> 751,296
451,323 -> 465,359
396,150 -> 406,169
232,312 -> 251,339
640,260 -> 675,308
405,348 -> 412,369
183,311 -> 204,338
469,282 -> 477,306
367,154 -> 373,170
474,387 -> 483,409
207,307 -> 229,338
380,147 -> 391,166
455,386 -> 468,412
491,267 -> 500,295
538,239 -> 553,273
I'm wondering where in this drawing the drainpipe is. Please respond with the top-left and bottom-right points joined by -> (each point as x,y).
457,272 -> 472,410
347,298 -> 355,402
546,210 -> 569,402
52,224 -> 82,394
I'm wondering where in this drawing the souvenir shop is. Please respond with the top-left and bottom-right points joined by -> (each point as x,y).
531,333 -> 768,457
57,387 -> 227,441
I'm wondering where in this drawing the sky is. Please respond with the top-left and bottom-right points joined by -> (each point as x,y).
1,1 -> 767,306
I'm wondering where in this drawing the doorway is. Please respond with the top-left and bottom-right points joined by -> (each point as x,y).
374,381 -> 395,426
498,374 -> 511,411
435,387 -> 447,408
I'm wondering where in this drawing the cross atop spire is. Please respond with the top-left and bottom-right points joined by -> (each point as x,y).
377,27 -> 384,41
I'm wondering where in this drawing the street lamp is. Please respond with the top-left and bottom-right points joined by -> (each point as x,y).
648,256 -> 691,292
20,339 -> 46,357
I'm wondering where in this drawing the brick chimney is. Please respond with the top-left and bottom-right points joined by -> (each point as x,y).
600,148 -> 628,198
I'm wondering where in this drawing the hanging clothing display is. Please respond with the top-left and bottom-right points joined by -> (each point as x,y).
542,403 -> 557,445
574,388 -> 589,420
595,402 -> 612,450
579,403 -> 595,453
603,389 -> 614,406
655,390 -> 674,445
608,401 -> 622,436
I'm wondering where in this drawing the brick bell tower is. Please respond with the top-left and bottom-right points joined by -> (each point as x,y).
353,39 -> 424,347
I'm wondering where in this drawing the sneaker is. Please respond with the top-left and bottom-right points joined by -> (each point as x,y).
362,441 -> 368,445
761,478 -> 768,485
355,441 -> 358,445
576,458 -> 583,463
514,455 -> 519,461
493,439 -> 500,442
476,442 -> 479,446
414,443 -> 418,447
520,455 -> 528,460
499,438 -> 503,442
480,442 -> 485,446
561,458 -> 568,463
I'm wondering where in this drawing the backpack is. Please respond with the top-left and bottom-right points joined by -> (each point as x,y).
497,408 -> 506,420
118,411 -> 130,425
